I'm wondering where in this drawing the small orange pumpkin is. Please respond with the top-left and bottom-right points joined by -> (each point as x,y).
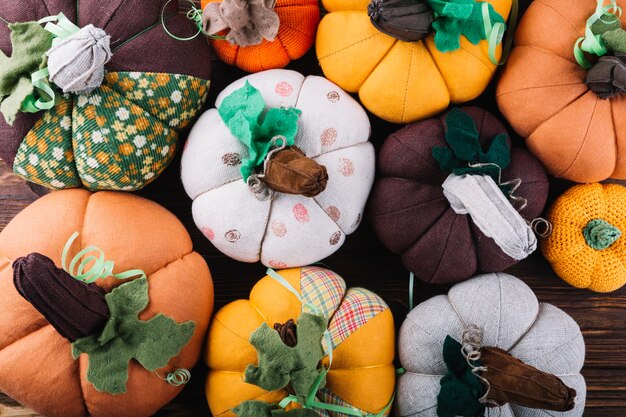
202,0 -> 320,73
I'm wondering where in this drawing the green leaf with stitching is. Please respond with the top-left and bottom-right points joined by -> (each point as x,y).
71,277 -> 195,395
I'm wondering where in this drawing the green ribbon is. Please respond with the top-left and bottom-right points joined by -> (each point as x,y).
21,12 -> 81,113
265,268 -> 395,417
482,0 -> 518,65
160,0 -> 226,42
61,231 -> 147,284
574,0 -> 622,69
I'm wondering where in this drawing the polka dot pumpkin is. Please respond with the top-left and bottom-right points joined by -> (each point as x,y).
181,69 -> 375,267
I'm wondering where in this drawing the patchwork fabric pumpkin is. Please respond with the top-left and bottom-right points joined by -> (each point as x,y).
201,0 -> 319,73
368,107 -> 549,284
0,0 -> 212,191
181,69 -> 375,267
542,183 -> 626,292
397,272 -> 586,417
205,266 -> 395,417
316,0 -> 513,123
497,0 -> 626,182
0,189 -> 214,417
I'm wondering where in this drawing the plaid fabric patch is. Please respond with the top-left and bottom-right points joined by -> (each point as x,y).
325,288 -> 388,350
300,266 -> 346,320
317,387 -> 369,417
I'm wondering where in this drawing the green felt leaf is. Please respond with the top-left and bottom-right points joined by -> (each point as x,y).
428,0 -> 505,52
437,336 -> 486,417
591,17 -> 622,37
444,108 -> 482,162
0,22 -> 53,125
71,277 -> 195,394
602,28 -> 626,54
218,82 -> 302,181
432,146 -> 462,173
483,133 -> 510,169
244,312 -> 327,402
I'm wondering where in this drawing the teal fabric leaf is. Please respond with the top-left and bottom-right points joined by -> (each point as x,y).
427,0 -> 505,52
437,336 -> 486,417
71,277 -> 196,394
0,22 -> 53,125
218,81 -> 302,181
244,312 -> 327,402
431,108 -> 512,195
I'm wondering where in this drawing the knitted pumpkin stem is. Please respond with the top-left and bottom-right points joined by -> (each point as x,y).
12,253 -> 110,342
583,219 -> 621,250
481,346 -> 577,412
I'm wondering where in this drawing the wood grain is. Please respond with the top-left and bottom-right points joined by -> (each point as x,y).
1,2 -> 625,414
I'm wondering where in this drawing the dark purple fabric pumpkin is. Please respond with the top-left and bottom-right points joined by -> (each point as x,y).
0,0 -> 212,167
368,107 -> 549,285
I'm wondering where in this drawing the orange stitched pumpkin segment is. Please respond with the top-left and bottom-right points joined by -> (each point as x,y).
202,0 -> 320,73
317,0 -> 512,124
205,266 -> 395,417
542,184 -> 626,292
0,190 -> 214,417
497,0 -> 626,182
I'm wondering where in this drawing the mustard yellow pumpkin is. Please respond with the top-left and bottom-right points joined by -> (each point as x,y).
316,0 -> 512,124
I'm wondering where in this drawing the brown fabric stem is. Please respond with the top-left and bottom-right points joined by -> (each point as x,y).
481,346 -> 576,411
13,253 -> 110,342
263,146 -> 328,197
586,53 -> 626,99
274,319 -> 298,347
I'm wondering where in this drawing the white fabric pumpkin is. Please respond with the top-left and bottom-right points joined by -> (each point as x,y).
397,273 -> 586,417
181,69 -> 374,267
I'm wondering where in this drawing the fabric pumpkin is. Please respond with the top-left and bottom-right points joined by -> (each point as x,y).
397,272 -> 586,417
181,69 -> 375,268
497,0 -> 626,182
0,0 -> 212,191
205,266 -> 395,417
542,183 -> 626,292
316,0 -> 512,124
368,107 -> 549,284
0,189 -> 214,417
201,0 -> 319,73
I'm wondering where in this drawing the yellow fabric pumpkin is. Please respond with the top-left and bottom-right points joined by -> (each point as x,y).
542,183 -> 626,293
316,0 -> 512,124
205,266 -> 395,417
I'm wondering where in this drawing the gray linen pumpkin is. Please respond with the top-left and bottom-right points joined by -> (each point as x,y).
397,272 -> 586,417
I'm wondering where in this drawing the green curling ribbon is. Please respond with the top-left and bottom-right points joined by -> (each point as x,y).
61,231 -> 147,284
583,219 -> 622,250
574,0 -> 622,69
21,12 -> 80,114
161,0 -> 226,42
482,0 -> 519,65
264,268 -> 395,417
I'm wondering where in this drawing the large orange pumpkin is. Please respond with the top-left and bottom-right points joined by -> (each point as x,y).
205,266 -> 395,417
0,189 -> 214,417
202,0 -> 320,73
497,0 -> 626,182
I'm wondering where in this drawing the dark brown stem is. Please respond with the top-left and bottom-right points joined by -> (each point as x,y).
13,253 -> 110,342
263,146 -> 328,197
481,346 -> 576,412
274,319 -> 297,347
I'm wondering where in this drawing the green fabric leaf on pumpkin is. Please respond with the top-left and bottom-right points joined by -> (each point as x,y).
427,0 -> 505,52
71,277 -> 195,395
432,108 -> 512,195
437,336 -> 486,417
244,312 -> 327,402
602,28 -> 626,54
233,401 -> 319,417
218,81 -> 302,181
0,22 -> 53,125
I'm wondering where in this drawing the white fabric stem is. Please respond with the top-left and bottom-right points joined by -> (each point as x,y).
442,173 -> 536,261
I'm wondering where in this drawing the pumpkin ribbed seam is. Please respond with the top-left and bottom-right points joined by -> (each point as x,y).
427,214 -> 472,283
399,201 -> 455,259
609,99 -> 620,178
99,0 -> 127,35
524,85 -> 588,137
400,47 -> 413,123
421,41 -> 452,104
535,0 -> 585,39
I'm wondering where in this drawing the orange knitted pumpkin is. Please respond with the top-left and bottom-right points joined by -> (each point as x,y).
202,0 -> 320,73
497,0 -> 626,182
542,183 -> 626,292
205,266 -> 395,417
0,189 -> 214,417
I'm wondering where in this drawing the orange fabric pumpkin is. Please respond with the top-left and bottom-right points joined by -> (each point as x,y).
202,0 -> 320,73
0,189 -> 214,417
497,0 -> 626,182
205,266 -> 395,417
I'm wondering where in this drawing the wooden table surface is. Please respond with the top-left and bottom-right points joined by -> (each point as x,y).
1,2 -> 626,415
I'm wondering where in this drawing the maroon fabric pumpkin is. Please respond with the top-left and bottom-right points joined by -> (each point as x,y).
0,0 -> 212,167
368,107 -> 549,284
